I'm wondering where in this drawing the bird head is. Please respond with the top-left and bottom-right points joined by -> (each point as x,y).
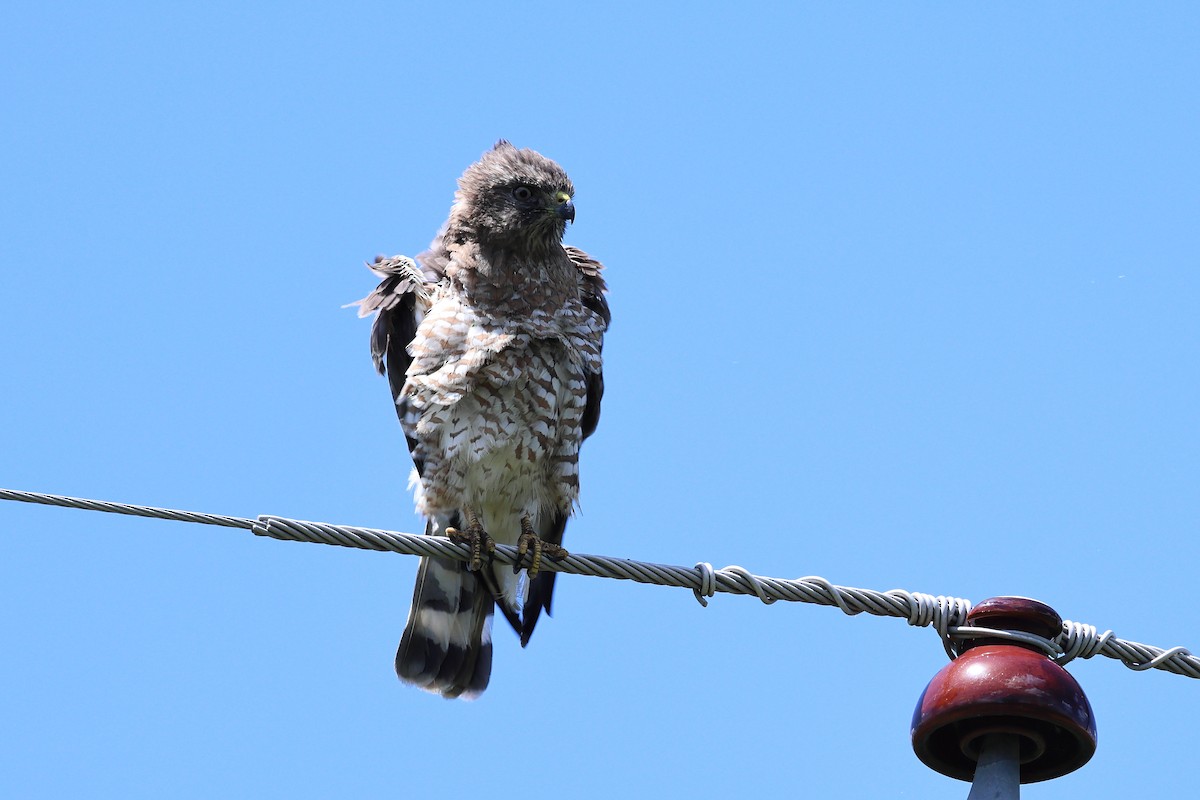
449,141 -> 576,251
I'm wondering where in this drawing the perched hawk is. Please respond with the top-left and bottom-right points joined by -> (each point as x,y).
356,142 -> 610,699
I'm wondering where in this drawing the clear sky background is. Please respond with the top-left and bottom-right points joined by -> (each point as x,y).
1,3 -> 1196,798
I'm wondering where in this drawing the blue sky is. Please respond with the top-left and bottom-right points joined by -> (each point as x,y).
2,3 -> 1197,797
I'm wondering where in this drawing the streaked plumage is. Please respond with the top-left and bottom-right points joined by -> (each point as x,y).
356,142 -> 609,698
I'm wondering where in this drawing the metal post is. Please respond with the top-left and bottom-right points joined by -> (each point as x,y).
966,733 -> 1020,800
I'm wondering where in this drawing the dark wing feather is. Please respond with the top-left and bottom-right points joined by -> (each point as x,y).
565,245 -> 611,326
354,255 -> 433,470
519,246 -> 610,646
566,245 -> 610,440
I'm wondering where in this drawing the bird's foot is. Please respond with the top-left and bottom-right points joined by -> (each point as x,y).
446,517 -> 495,572
515,517 -> 569,579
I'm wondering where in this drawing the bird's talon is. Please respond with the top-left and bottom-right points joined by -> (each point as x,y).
514,535 -> 530,575
447,523 -> 493,572
515,530 -> 569,579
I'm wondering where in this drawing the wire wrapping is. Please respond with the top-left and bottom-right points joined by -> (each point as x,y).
2,486 -> 1196,679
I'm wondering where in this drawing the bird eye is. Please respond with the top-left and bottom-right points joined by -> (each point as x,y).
512,185 -> 534,202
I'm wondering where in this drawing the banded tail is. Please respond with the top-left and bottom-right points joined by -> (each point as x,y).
395,552 -> 493,700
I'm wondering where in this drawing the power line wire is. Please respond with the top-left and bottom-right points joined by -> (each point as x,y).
2,486 -> 1195,679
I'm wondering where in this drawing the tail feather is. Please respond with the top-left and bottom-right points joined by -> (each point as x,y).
396,555 -> 493,699
395,510 -> 571,697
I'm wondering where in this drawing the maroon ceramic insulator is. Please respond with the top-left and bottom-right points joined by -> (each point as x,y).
911,596 -> 1097,784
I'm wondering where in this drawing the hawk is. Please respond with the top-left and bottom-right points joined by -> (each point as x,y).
356,142 -> 610,699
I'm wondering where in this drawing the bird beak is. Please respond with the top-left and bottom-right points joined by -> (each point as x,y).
557,199 -> 576,223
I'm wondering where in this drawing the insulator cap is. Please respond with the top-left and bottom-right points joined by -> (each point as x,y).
911,596 -> 1097,783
